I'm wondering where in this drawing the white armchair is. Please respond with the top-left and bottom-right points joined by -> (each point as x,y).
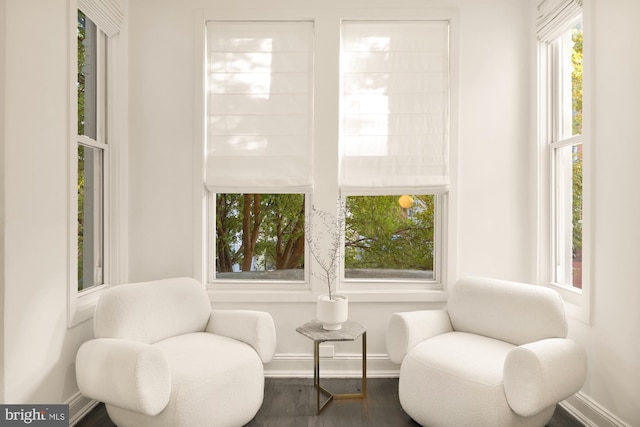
387,276 -> 587,427
76,277 -> 276,427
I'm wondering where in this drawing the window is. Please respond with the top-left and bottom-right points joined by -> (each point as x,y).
538,0 -> 590,320
550,19 -> 583,288
345,195 -> 439,281
205,21 -> 313,283
77,10 -> 107,291
70,0 -> 123,326
201,12 -> 457,294
214,193 -> 305,281
340,21 -> 450,284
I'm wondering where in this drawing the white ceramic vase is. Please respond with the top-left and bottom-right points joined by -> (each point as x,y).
317,294 -> 348,330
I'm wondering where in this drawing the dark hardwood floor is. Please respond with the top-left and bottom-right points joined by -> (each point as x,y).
75,378 -> 584,427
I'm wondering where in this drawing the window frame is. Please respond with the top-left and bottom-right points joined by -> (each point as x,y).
340,191 -> 448,292
68,3 -> 126,327
194,7 -> 459,303
77,137 -> 108,290
537,4 -> 592,323
338,18 -> 451,289
77,13 -> 108,293
203,18 -> 314,291
206,191 -> 311,291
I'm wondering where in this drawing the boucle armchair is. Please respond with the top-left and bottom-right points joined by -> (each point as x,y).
387,276 -> 587,427
76,277 -> 276,427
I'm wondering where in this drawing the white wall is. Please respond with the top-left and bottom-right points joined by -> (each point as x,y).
128,0 -> 195,281
564,1 -> 640,425
128,0 -> 533,374
2,0 -> 95,404
456,1 -> 534,281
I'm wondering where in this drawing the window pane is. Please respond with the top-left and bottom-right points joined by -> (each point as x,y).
554,144 -> 582,288
557,19 -> 582,139
344,195 -> 435,280
78,10 -> 97,139
215,194 -> 305,280
78,144 -> 104,291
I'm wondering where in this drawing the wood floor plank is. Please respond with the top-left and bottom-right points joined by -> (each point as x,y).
75,378 -> 584,427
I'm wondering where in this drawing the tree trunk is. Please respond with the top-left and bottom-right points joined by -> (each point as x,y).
241,194 -> 262,271
275,202 -> 305,269
216,194 -> 233,272
241,195 -> 253,271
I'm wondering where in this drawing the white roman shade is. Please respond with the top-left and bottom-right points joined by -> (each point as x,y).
340,21 -> 450,194
536,0 -> 583,41
78,0 -> 123,37
206,21 -> 314,193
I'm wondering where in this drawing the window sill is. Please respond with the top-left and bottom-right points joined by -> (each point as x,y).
549,282 -> 591,324
208,289 -> 316,303
341,289 -> 448,303
207,288 -> 448,303
68,284 -> 107,327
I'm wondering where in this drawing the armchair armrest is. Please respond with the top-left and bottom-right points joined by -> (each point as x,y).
386,310 -> 453,364
206,310 -> 277,363
504,338 -> 587,417
76,338 -> 171,416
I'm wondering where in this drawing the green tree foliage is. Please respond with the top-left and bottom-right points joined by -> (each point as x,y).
77,146 -> 86,286
572,26 -> 583,255
77,10 -> 88,135
258,194 -> 305,270
216,194 -> 305,273
77,11 -> 87,286
344,196 -> 435,271
216,194 -> 436,276
572,26 -> 583,136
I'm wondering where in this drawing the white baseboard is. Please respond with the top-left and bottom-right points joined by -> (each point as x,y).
265,353 -> 399,378
562,392 -> 631,427
66,392 -> 98,427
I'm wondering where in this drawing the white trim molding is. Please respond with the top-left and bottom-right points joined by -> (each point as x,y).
67,392 -> 98,427
562,392 -> 632,427
265,353 -> 398,379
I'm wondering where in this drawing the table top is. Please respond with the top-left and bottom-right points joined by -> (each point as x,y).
296,319 -> 366,343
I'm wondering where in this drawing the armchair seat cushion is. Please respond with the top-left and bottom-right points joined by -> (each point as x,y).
403,332 -> 513,387
155,332 -> 263,384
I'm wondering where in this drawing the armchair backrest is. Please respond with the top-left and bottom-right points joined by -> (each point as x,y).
94,277 -> 212,344
447,276 -> 567,346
